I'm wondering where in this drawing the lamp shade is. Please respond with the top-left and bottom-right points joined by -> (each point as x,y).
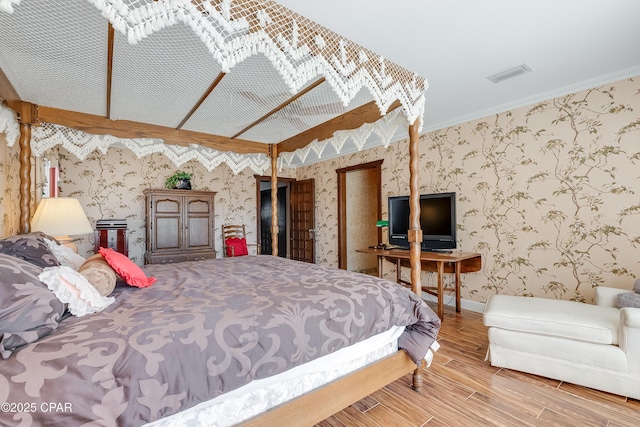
31,197 -> 93,237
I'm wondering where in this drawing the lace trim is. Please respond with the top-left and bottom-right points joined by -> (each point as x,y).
1,103 -> 411,173
84,0 -> 426,125
279,108 -> 409,169
31,121 -> 272,175
0,104 -> 19,146
1,1 -> 424,170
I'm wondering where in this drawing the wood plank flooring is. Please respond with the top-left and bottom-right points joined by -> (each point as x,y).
316,304 -> 640,427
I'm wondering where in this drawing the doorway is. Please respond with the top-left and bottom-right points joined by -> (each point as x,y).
337,160 -> 383,273
259,182 -> 288,256
257,177 -> 291,257
255,176 -> 316,263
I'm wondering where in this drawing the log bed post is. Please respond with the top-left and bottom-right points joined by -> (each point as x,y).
269,144 -> 279,256
408,119 -> 423,391
15,101 -> 39,234
18,123 -> 32,234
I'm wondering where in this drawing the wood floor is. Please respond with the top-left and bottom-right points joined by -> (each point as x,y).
316,304 -> 640,427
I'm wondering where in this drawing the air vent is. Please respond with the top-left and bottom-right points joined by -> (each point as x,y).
487,63 -> 533,84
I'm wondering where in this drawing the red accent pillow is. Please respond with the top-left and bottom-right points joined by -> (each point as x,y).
225,237 -> 248,257
98,247 -> 156,288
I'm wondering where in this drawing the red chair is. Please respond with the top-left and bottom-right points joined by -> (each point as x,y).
222,224 -> 259,257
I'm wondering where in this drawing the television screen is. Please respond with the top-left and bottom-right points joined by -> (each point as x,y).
388,192 -> 456,251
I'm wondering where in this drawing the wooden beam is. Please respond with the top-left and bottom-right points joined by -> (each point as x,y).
176,72 -> 226,130
37,105 -> 270,155
232,77 -> 325,139
269,144 -> 279,257
7,100 -> 39,125
0,67 -> 20,102
277,100 -> 402,153
106,24 -> 115,119
239,352 -> 419,427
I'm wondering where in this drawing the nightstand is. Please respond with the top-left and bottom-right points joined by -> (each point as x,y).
94,219 -> 128,256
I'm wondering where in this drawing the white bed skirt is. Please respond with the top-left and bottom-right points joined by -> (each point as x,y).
144,325 -> 428,426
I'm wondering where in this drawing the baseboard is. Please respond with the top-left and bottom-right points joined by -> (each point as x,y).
421,292 -> 485,313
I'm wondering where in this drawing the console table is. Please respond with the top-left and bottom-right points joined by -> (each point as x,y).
355,248 -> 482,320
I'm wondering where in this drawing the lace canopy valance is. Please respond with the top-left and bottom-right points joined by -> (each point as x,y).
0,0 -> 426,173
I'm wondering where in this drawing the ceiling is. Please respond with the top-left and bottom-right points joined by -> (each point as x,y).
278,0 -> 640,132
1,1 -> 640,170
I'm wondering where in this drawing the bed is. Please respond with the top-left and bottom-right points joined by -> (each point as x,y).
2,1 -> 437,424
0,233 -> 440,426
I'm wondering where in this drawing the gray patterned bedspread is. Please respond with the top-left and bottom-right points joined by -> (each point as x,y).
0,256 -> 440,426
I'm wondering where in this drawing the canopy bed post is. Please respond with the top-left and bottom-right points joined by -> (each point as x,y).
269,144 -> 279,256
16,101 -> 38,234
18,123 -> 31,233
408,119 -> 424,391
408,120 -> 422,294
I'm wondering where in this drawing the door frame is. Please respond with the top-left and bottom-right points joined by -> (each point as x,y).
336,160 -> 383,270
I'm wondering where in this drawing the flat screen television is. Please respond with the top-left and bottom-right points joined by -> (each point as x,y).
387,192 -> 457,252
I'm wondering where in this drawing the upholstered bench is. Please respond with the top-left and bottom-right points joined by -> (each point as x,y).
483,288 -> 640,400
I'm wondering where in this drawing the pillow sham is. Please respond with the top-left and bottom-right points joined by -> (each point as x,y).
0,233 -> 60,268
38,266 -> 115,316
225,237 -> 249,257
98,247 -> 156,288
78,254 -> 117,296
0,253 -> 66,359
44,238 -> 86,270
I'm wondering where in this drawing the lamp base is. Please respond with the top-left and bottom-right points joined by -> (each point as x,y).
54,235 -> 78,253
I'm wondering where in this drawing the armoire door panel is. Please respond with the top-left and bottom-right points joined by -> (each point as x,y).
155,216 -> 181,250
155,198 -> 181,214
186,216 -> 212,249
185,198 -> 211,214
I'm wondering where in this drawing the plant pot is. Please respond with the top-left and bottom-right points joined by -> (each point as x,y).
174,179 -> 191,190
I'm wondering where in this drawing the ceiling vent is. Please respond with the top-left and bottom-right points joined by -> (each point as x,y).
487,63 -> 533,84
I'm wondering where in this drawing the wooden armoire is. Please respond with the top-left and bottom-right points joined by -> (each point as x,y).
144,189 -> 216,264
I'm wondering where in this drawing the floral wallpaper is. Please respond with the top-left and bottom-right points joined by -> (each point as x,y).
0,133 -> 20,237
298,77 -> 640,303
1,77 -> 638,305
53,148 -> 293,265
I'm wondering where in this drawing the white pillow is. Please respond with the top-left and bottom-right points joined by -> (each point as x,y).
38,266 -> 115,317
44,238 -> 86,270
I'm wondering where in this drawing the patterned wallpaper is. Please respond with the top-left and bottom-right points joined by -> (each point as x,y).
0,133 -> 20,237
1,77 -> 639,304
53,148 -> 293,264
298,77 -> 640,303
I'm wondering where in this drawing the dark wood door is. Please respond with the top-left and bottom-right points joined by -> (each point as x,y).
290,179 -> 315,263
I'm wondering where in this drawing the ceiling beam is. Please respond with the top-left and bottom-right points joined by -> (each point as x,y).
277,99 -> 402,153
176,71 -> 226,130
36,104 -> 269,155
232,77 -> 326,139
0,67 -> 20,102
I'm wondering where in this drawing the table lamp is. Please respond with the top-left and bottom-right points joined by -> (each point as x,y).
374,220 -> 389,249
31,197 -> 93,253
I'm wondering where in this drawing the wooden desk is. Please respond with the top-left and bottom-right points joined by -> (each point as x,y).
355,248 -> 482,320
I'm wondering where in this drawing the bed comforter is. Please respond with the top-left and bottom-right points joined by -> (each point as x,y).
0,255 -> 440,426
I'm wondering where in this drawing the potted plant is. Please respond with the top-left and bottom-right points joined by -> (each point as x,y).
165,171 -> 193,190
